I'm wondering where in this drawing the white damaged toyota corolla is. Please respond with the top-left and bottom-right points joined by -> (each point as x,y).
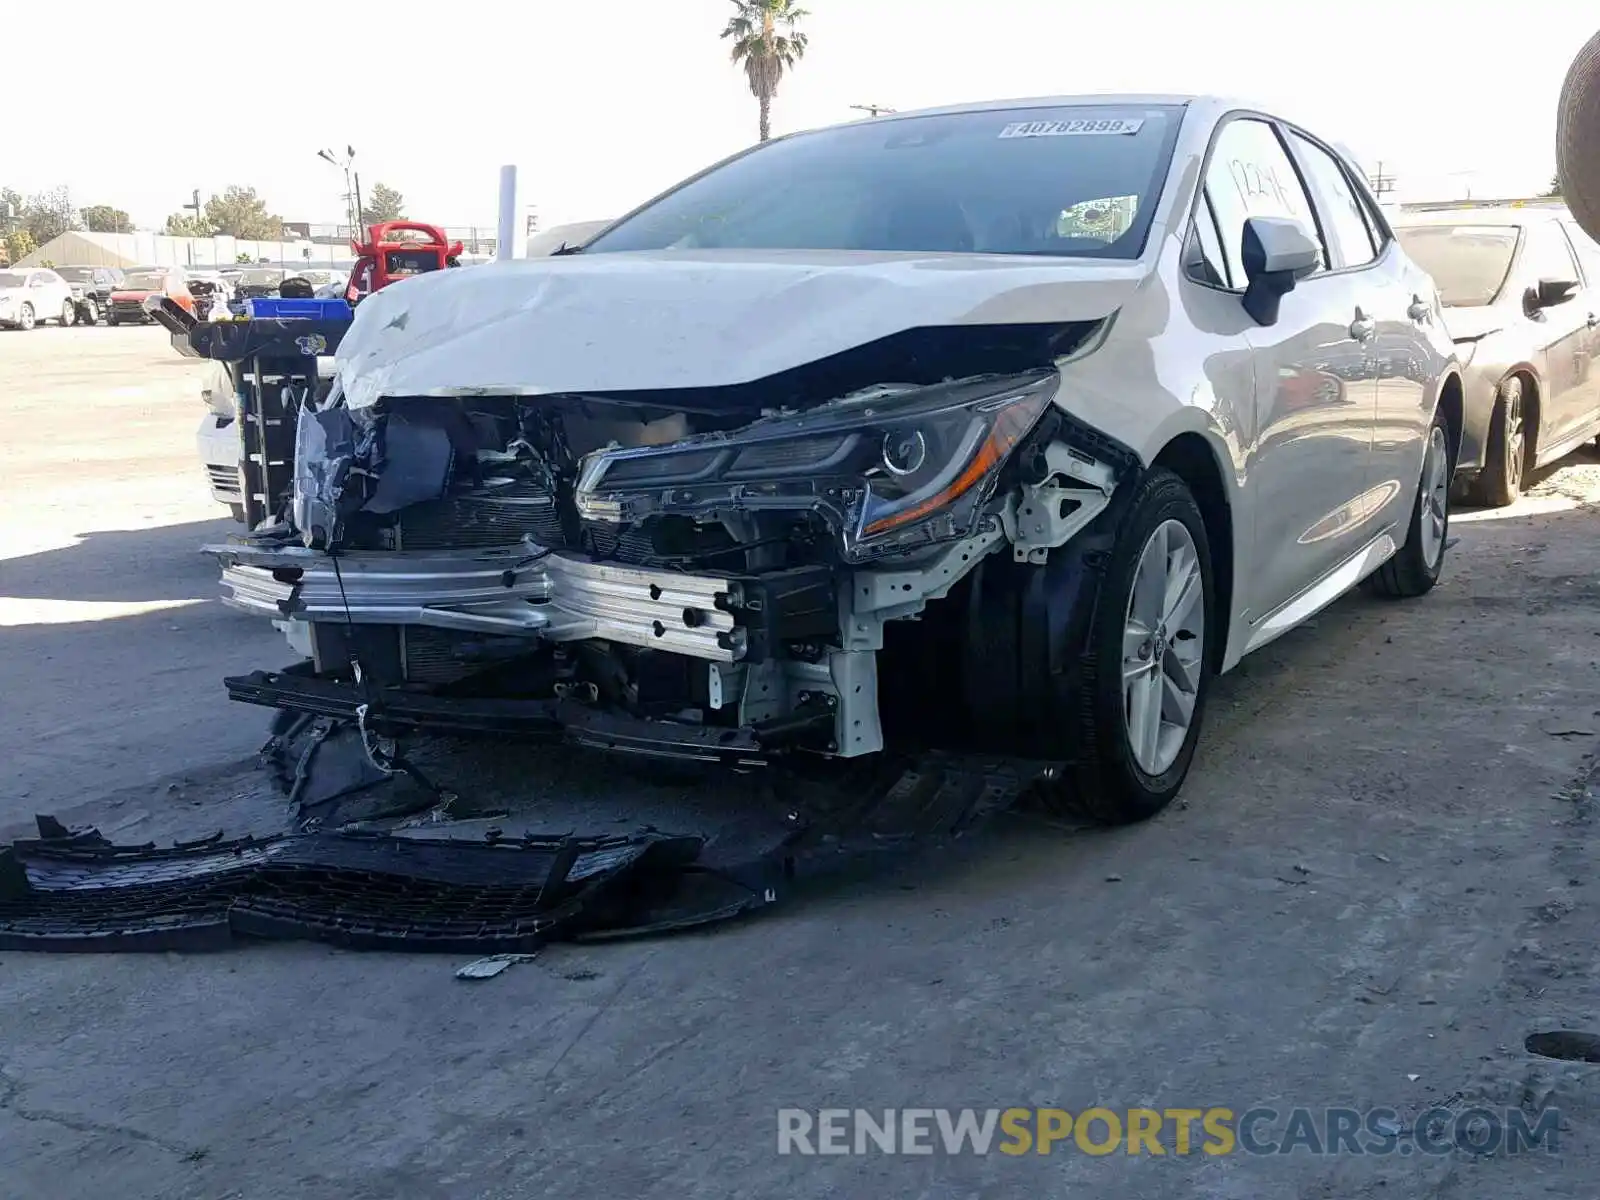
208,93 -> 1463,823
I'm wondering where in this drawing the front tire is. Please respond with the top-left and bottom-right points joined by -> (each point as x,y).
1041,468 -> 1214,824
1470,376 -> 1526,508
1366,409 -> 1451,598
17,302 -> 34,331
58,300 -> 76,327
80,299 -> 100,325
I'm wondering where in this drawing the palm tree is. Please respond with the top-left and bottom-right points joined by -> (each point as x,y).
721,0 -> 809,143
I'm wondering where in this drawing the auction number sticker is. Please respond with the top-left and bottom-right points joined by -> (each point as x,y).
999,118 -> 1145,138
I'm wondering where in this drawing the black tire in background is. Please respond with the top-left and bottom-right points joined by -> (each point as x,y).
1366,407 -> 1452,598
1558,28 -> 1600,243
79,299 -> 100,325
1037,468 -> 1215,825
1471,376 -> 1527,508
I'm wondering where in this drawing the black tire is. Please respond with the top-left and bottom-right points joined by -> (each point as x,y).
106,314 -> 120,326
17,302 -> 35,331
1470,376 -> 1526,508
58,300 -> 76,327
1037,468 -> 1215,824
1365,407 -> 1452,599
1557,28 -> 1600,243
80,299 -> 99,325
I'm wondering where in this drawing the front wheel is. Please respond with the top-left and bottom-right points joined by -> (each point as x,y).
17,302 -> 35,331
1039,468 -> 1214,824
79,299 -> 100,325
1470,376 -> 1525,508
58,300 -> 76,327
1365,409 -> 1452,598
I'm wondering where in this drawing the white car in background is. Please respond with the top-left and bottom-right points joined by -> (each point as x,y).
197,356 -> 336,521
0,268 -> 78,330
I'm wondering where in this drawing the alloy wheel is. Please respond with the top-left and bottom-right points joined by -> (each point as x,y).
1419,425 -> 1450,568
18,303 -> 34,331
1504,387 -> 1525,494
1121,518 -> 1206,776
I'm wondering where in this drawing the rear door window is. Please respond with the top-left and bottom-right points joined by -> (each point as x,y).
1287,133 -> 1378,269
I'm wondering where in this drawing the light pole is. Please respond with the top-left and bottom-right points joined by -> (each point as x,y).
317,146 -> 362,235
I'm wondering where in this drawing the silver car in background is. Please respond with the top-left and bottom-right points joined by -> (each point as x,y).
1393,206 -> 1600,506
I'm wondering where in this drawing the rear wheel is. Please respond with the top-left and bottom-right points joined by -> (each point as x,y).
1365,408 -> 1451,598
1470,376 -> 1526,508
1037,468 -> 1214,824
17,303 -> 35,331
58,300 -> 76,327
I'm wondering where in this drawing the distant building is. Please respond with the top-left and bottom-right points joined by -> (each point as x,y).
14,221 -> 508,268
13,230 -> 350,270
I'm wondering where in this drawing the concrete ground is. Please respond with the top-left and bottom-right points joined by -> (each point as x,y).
2,325 -> 1600,1199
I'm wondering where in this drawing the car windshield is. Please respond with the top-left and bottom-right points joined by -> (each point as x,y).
121,271 -> 168,290
584,104 -> 1183,260
1395,225 -> 1520,307
0,271 -> 26,288
54,267 -> 95,282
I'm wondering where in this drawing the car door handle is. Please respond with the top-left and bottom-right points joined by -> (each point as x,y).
1349,309 -> 1376,341
1407,294 -> 1431,323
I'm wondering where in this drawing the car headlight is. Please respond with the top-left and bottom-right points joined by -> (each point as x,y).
575,369 -> 1059,561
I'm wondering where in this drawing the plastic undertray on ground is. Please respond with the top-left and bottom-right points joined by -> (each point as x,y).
0,750 -> 1041,954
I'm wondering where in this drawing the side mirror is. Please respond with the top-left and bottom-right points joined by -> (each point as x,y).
1529,277 -> 1580,311
1240,216 -> 1321,326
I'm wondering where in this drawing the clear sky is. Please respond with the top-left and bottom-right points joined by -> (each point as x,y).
9,1 -> 1597,231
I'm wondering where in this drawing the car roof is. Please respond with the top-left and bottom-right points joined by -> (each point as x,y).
844,93 -> 1325,128
1391,206 -> 1568,229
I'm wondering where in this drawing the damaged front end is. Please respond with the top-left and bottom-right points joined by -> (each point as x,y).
208,320 -> 1137,767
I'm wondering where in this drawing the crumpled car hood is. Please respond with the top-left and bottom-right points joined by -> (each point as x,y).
333,249 -> 1146,410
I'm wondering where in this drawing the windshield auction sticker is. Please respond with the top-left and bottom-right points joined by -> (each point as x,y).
999,118 -> 1145,138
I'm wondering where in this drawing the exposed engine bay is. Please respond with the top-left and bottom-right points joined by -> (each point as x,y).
208,319 -> 1138,767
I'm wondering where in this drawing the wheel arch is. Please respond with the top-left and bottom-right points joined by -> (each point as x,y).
1498,365 -> 1542,459
1435,371 -> 1465,464
1150,430 -> 1233,674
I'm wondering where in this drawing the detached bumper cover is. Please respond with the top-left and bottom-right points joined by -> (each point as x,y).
207,544 -> 748,661
0,818 -> 771,953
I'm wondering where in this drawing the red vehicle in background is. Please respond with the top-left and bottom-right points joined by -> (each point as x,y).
344,222 -> 464,306
108,267 -> 196,325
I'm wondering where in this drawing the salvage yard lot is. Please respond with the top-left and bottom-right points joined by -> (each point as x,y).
3,327 -> 1600,1198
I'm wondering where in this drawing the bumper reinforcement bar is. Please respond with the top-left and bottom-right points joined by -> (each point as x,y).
205,544 -> 748,661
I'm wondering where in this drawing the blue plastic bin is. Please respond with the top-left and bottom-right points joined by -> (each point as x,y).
243,297 -> 353,321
